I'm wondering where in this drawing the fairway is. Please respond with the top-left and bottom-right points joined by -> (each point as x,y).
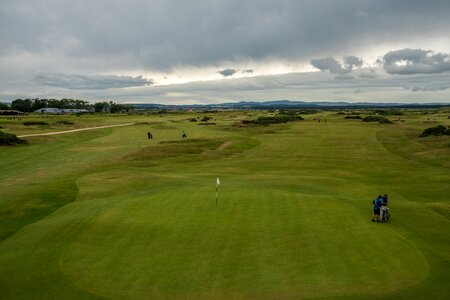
0,111 -> 449,299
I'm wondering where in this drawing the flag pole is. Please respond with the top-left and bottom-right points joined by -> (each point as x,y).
216,177 -> 220,207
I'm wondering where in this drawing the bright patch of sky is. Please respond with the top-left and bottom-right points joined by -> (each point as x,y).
1,0 -> 450,104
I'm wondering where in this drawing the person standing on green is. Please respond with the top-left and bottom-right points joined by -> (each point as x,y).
372,195 -> 383,222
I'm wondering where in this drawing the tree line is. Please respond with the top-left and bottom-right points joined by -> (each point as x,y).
0,99 -> 133,113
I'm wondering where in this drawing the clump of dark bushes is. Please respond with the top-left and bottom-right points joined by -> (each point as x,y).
0,131 -> 27,146
201,116 -> 212,122
345,115 -> 362,119
189,118 -> 197,122
363,116 -> 393,124
375,109 -> 404,116
297,110 -> 319,114
378,118 -> 394,124
242,114 -> 304,125
419,125 -> 450,137
55,120 -> 74,125
23,121 -> 49,125
280,109 -> 318,115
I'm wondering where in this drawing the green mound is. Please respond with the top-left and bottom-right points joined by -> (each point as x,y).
128,138 -> 226,160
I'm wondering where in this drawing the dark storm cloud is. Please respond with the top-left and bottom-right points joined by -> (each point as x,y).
1,0 -> 450,72
382,49 -> 450,74
33,73 -> 153,90
310,56 -> 362,74
218,69 -> 237,77
242,69 -> 254,74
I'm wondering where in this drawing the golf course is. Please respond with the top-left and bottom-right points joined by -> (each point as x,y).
0,109 -> 449,299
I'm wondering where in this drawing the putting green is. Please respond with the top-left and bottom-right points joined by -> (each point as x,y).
0,111 -> 448,299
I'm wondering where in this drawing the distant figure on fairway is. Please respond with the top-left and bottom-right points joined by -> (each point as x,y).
147,132 -> 152,139
182,131 -> 187,139
372,195 -> 383,222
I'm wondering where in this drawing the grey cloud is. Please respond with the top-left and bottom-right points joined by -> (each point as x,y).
334,74 -> 355,80
218,69 -> 237,77
311,56 -> 362,74
104,70 -> 450,104
242,69 -> 254,74
311,57 -> 348,74
358,69 -> 378,78
3,69 -> 450,104
408,85 -> 449,92
344,56 -> 362,68
382,49 -> 450,74
33,73 -> 153,90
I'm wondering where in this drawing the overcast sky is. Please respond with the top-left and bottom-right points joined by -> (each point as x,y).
1,0 -> 450,104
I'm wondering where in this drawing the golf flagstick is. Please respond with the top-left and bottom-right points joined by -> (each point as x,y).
216,177 -> 220,206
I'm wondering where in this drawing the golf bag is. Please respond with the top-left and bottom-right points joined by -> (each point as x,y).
381,206 -> 390,222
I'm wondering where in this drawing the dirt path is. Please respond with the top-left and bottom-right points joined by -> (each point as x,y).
217,141 -> 232,151
18,123 -> 136,138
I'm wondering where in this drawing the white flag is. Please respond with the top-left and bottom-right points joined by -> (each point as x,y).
216,177 -> 220,187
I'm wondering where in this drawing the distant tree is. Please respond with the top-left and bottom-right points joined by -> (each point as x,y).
7,98 -> 94,112
93,101 -> 132,113
94,102 -> 108,112
0,103 -> 10,110
31,99 -> 48,111
110,103 -> 132,113
11,99 -> 32,112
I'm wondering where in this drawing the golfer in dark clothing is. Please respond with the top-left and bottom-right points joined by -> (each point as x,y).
147,132 -> 152,139
382,194 -> 388,206
372,195 -> 383,222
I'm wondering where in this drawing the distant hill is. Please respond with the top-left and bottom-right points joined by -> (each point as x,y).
131,100 -> 449,110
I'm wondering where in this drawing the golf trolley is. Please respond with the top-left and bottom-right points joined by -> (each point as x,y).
381,206 -> 390,222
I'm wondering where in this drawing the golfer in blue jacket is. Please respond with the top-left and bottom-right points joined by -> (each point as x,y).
372,195 -> 383,222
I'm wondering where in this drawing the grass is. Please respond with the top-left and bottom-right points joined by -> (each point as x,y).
0,110 -> 449,299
